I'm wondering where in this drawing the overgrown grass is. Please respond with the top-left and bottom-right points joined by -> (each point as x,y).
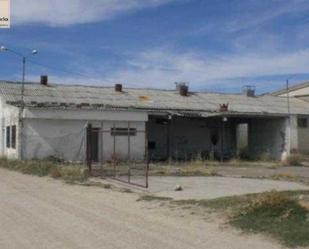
138,190 -> 309,247
149,164 -> 220,177
173,190 -> 309,248
0,158 -> 54,176
53,166 -> 89,182
0,157 -> 89,182
231,191 -> 309,248
272,173 -> 298,181
149,159 -> 281,177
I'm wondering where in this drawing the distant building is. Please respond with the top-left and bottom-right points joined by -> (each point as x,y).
1,77 -> 309,163
272,81 -> 309,98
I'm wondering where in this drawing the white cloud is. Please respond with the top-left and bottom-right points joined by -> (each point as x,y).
23,47 -> 309,91
12,0 -> 175,26
225,0 -> 309,33
106,48 -> 309,89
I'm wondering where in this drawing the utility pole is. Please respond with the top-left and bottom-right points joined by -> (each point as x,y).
286,79 -> 291,156
0,46 -> 38,159
19,56 -> 26,159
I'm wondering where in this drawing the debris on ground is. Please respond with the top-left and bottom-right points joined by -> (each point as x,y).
174,185 -> 183,191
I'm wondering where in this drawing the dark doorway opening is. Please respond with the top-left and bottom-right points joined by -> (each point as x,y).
90,128 -> 99,162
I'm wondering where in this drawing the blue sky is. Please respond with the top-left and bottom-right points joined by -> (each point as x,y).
1,0 -> 309,93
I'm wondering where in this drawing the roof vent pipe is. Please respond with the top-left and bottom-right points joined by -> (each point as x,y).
40,75 -> 48,86
175,82 -> 189,96
115,83 -> 123,92
242,85 -> 255,97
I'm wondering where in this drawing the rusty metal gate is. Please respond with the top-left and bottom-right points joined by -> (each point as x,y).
86,122 -> 150,188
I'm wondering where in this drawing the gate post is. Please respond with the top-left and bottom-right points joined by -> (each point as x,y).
86,123 -> 92,174
145,125 -> 149,188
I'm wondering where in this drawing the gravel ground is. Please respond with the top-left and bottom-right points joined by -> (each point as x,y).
146,176 -> 309,200
0,168 -> 289,249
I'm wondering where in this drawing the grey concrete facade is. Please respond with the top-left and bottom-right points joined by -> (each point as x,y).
147,116 -> 233,161
147,115 -> 303,161
248,117 -> 288,160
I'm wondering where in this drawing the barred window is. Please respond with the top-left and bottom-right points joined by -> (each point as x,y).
6,126 -> 17,149
11,125 -> 16,149
6,126 -> 10,148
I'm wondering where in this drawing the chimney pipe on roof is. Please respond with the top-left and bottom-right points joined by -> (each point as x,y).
40,75 -> 48,86
175,82 -> 189,96
242,85 -> 255,97
115,83 -> 123,92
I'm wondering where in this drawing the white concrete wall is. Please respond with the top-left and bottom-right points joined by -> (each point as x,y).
236,123 -> 248,154
101,121 -> 146,162
23,119 -> 87,161
269,115 -> 309,156
0,105 -> 147,161
297,115 -> 309,154
21,109 -> 148,162
0,99 -> 20,159
248,118 -> 287,160
297,128 -> 309,154
289,115 -> 299,152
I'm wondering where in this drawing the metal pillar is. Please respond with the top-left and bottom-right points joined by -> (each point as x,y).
100,122 -> 104,178
113,122 -> 116,178
128,122 -> 131,183
86,123 -> 92,173
145,124 -> 149,188
220,118 -> 225,162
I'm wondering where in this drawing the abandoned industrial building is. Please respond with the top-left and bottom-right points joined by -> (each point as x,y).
1,76 -> 309,163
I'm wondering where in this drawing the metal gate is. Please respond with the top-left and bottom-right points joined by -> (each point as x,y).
86,122 -> 150,188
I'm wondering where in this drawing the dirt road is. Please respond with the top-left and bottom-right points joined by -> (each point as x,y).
0,168 -> 285,249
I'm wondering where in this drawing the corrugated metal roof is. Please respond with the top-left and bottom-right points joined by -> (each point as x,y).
1,81 -> 309,115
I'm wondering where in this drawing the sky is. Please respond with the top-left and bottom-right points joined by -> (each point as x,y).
1,0 -> 309,93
